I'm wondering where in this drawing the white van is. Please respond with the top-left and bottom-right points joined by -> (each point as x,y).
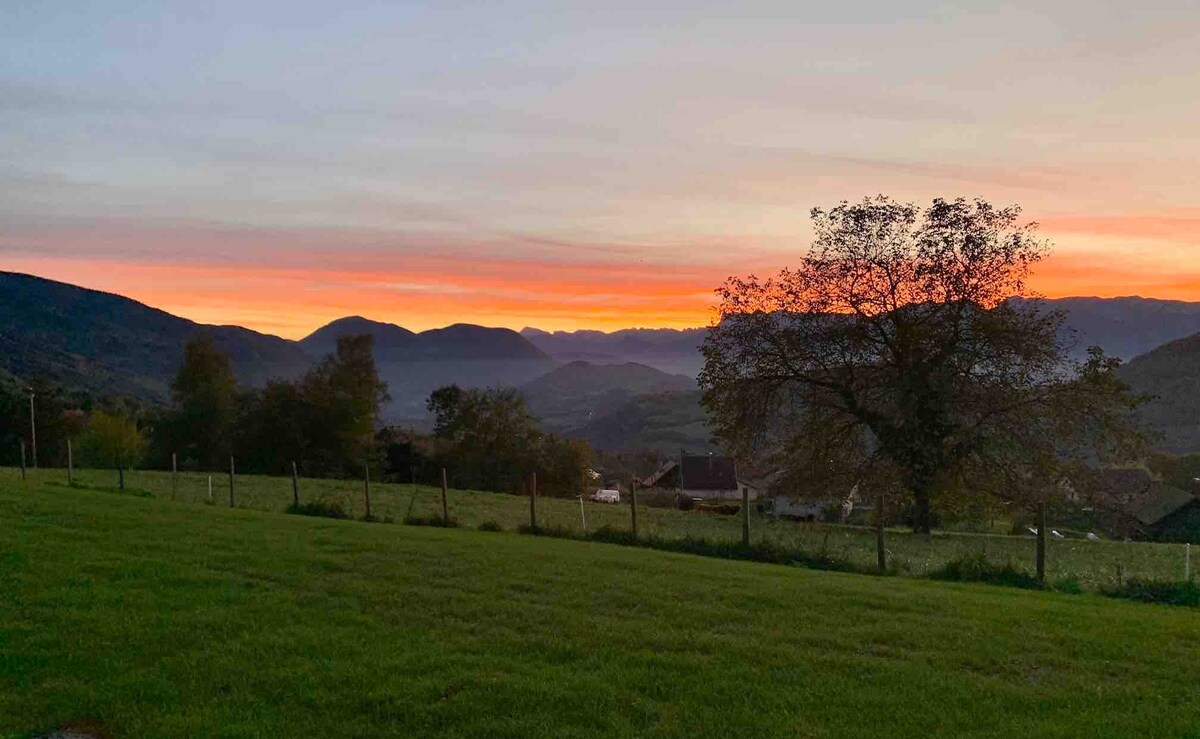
590,488 -> 620,504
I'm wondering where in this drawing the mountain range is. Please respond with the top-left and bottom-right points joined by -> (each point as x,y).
520,327 -> 708,376
0,271 -> 307,401
521,359 -> 696,425
5,270 -> 1200,454
1116,335 -> 1200,454
299,316 -> 553,417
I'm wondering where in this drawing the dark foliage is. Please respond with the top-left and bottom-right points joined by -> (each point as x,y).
927,553 -> 1044,590
424,385 -> 590,497
285,500 -> 349,520
1102,578 -> 1200,607
403,515 -> 460,528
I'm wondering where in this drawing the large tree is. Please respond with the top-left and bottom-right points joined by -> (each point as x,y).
700,196 -> 1144,533
166,332 -> 240,469
426,385 -> 589,496
300,334 -> 390,476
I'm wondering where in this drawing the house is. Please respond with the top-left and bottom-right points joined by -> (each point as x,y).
1086,468 -> 1200,541
1131,485 -> 1200,542
642,454 -> 750,501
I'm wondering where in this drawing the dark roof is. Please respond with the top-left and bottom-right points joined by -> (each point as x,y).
1133,486 -> 1197,526
643,455 -> 738,491
1094,467 -> 1197,526
681,455 -> 737,490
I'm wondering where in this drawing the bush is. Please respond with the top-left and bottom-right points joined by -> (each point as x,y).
927,553 -> 1043,590
477,521 -> 504,532
286,499 -> 348,520
404,514 -> 460,528
1102,578 -> 1200,607
584,526 -> 860,573
518,523 -> 575,538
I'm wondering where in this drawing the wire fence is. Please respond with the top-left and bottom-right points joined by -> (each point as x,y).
2,464 -> 1194,594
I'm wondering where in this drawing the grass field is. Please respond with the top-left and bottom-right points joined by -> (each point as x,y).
3,479 -> 1200,737
2,465 -> 1192,592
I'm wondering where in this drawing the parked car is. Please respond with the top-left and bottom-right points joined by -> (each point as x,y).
590,488 -> 620,504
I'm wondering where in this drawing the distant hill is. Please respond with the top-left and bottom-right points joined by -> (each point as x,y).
521,327 -> 707,377
9,270 -> 1200,454
564,390 -> 713,454
522,298 -> 1200,376
302,317 -> 553,418
303,317 -> 548,363
1118,333 -> 1200,454
520,361 -> 696,431
299,316 -> 417,360
0,272 -> 309,400
1021,297 -> 1200,360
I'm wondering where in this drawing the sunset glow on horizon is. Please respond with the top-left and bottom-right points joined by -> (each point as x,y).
5,2 -> 1200,338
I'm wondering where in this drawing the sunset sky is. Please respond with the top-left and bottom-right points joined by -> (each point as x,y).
4,1 -> 1200,338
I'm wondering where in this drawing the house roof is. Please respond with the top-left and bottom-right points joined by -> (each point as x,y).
1132,485 -> 1197,526
1093,467 -> 1198,526
643,455 -> 738,491
681,455 -> 737,490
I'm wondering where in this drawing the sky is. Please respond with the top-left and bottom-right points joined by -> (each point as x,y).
3,1 -> 1200,338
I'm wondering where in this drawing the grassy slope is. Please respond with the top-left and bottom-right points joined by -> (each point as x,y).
2,466 -> 1191,590
3,482 -> 1200,737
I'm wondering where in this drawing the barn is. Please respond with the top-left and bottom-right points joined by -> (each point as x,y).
642,454 -> 753,501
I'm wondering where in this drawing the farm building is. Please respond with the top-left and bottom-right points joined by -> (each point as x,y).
1083,468 -> 1200,541
642,454 -> 754,501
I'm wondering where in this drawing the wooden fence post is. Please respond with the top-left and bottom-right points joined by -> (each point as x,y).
440,468 -> 449,524
1036,501 -> 1047,583
742,484 -> 750,548
229,455 -> 236,508
529,471 -> 537,531
67,439 -> 74,485
364,463 -> 372,519
207,475 -> 213,504
291,461 -> 300,507
630,479 -> 639,539
117,460 -> 124,491
171,452 -> 177,495
19,440 -> 26,481
876,491 -> 887,572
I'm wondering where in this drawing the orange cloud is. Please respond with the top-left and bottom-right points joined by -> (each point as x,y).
1039,213 -> 1200,244
1029,250 -> 1200,301
7,214 -> 1200,340
2,254 -> 726,338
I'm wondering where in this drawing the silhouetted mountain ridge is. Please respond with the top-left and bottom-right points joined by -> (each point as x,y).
0,271 -> 308,400
1118,333 -> 1200,454
520,360 -> 696,431
304,317 -> 548,362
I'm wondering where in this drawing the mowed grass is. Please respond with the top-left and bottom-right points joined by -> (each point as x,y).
3,481 -> 1200,737
1,465 -> 1194,590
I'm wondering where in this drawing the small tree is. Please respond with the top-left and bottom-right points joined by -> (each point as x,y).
701,196 -> 1146,533
78,410 -> 146,489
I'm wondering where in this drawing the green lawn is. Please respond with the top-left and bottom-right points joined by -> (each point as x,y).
3,480 -> 1200,737
2,465 -> 1192,590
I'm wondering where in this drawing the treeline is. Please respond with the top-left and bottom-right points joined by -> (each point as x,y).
1,333 -> 590,498
148,333 -> 387,478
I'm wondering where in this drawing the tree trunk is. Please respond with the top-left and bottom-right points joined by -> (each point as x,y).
911,485 -> 933,535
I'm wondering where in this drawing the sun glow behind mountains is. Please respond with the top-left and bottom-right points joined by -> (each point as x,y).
4,2 -> 1200,335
